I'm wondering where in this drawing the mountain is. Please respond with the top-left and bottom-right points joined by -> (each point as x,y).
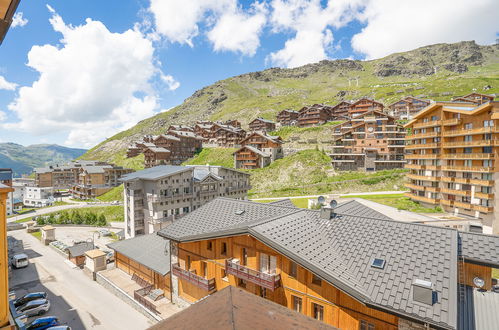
81,40 -> 499,166
0,143 -> 87,177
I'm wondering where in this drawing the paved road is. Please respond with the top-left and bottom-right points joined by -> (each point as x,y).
8,202 -> 118,223
9,230 -> 153,330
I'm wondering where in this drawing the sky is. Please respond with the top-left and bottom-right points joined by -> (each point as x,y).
0,0 -> 497,149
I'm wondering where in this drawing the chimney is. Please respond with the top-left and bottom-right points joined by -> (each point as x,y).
320,206 -> 334,220
412,279 -> 434,305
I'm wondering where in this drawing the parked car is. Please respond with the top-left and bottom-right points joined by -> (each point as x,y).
98,229 -> 111,237
47,326 -> 71,330
25,316 -> 59,330
11,253 -> 29,269
103,250 -> 114,263
14,292 -> 47,308
16,299 -> 50,317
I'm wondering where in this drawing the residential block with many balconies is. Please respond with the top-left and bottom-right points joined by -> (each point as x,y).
121,165 -> 250,238
330,111 -> 406,171
404,101 -> 499,233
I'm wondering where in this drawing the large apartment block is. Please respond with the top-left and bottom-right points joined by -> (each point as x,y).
388,96 -> 431,120
404,101 -> 499,232
330,111 -> 406,171
70,165 -> 133,199
121,165 -> 250,238
35,160 -> 109,189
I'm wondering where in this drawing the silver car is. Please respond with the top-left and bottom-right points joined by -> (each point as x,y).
16,299 -> 50,317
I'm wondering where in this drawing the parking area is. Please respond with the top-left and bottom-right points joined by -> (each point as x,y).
8,229 -> 153,330
47,226 -> 121,250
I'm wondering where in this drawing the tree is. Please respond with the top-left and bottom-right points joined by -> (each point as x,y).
97,214 -> 107,227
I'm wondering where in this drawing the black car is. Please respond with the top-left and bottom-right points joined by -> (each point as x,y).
13,292 -> 48,308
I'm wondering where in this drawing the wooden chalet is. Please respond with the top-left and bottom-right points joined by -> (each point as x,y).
194,123 -> 213,140
248,118 -> 276,132
221,120 -> 241,128
297,104 -> 331,127
330,101 -> 351,119
388,97 -> 431,120
348,98 -> 384,117
234,132 -> 283,169
233,146 -> 272,169
168,125 -> 194,132
143,146 -> 171,168
126,143 -> 142,158
453,93 -> 494,105
212,126 -> 246,148
276,109 -> 299,126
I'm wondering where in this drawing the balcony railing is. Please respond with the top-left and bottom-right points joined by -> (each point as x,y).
441,153 -> 494,160
413,120 -> 441,129
406,183 -> 440,192
405,143 -> 439,149
405,154 -> 439,159
441,166 -> 495,173
474,192 -> 494,200
172,264 -> 216,291
443,127 -> 497,137
440,188 -> 471,196
405,164 -> 424,170
406,132 -> 440,140
472,205 -> 494,213
225,258 -> 281,291
441,177 -> 494,186
404,192 -> 439,204
406,173 -> 439,181
441,118 -> 462,126
442,140 -> 499,148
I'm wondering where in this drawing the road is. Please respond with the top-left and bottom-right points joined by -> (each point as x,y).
9,229 -> 153,330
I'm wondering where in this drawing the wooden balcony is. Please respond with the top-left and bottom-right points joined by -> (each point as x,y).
236,156 -> 258,161
440,188 -> 471,197
405,183 -> 439,192
405,154 -> 440,159
473,191 -> 494,200
443,127 -> 497,137
441,153 -> 495,160
406,131 -> 439,140
225,258 -> 281,291
442,140 -> 499,148
404,192 -> 439,204
405,164 -> 424,170
413,120 -> 441,129
172,264 -> 216,292
441,166 -> 495,173
469,178 -> 495,186
405,143 -> 439,149
406,173 -> 439,181
472,205 -> 494,213
440,177 -> 495,186
440,199 -> 454,206
453,201 -> 472,210
441,118 -> 462,126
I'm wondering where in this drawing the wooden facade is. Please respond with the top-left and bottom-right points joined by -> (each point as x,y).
173,235 -> 399,330
249,118 -> 276,132
348,99 -> 384,117
234,146 -> 270,169
455,93 -> 495,105
297,104 -> 331,127
331,101 -> 351,119
235,132 -> 283,169
388,97 -> 430,119
276,109 -> 299,126
115,252 -> 171,295
211,126 -> 246,148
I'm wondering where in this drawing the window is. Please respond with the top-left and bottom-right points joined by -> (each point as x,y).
292,295 -> 302,313
186,255 -> 191,271
483,146 -> 492,153
312,303 -> 324,321
464,123 -> 473,130
484,133 -> 492,141
483,160 -> 493,167
312,274 -> 322,286
289,261 -> 297,278
259,286 -> 267,298
464,135 -> 472,142
241,248 -> 248,266
360,320 -> 375,330
463,147 -> 472,154
207,241 -> 212,251
371,258 -> 385,269
259,253 -> 277,274
201,262 -> 208,278
221,268 -> 228,280
221,242 -> 227,256
238,278 -> 246,288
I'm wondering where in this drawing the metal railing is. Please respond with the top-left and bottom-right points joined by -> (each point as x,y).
172,264 -> 216,291
225,259 -> 281,291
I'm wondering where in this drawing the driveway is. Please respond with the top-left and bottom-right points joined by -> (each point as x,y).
9,229 -> 153,330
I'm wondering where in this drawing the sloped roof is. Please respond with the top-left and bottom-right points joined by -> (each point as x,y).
240,131 -> 282,145
268,199 -> 296,207
108,234 -> 170,276
65,242 -> 94,257
235,145 -> 271,157
145,147 -> 171,154
158,198 -> 479,329
120,165 -> 192,182
193,168 -> 223,182
251,117 -> 275,124
148,286 -> 337,330
459,232 -> 499,267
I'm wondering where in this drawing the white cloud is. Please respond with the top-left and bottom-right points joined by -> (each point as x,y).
0,110 -> 7,122
0,75 -> 17,91
11,12 -> 28,28
6,7 -> 168,148
148,0 -> 267,56
352,0 -> 499,59
161,74 -> 180,91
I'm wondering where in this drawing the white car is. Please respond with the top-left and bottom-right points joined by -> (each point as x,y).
11,253 -> 29,269
16,299 -> 50,317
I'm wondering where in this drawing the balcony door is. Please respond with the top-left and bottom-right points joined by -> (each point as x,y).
259,253 -> 277,274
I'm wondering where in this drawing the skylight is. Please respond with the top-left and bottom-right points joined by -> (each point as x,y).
371,258 -> 385,269
235,210 -> 245,215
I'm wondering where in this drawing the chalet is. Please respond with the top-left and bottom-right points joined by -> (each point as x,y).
330,110 -> 406,171
143,147 -> 171,168
158,198 -> 499,329
193,123 -> 213,140
126,143 -> 142,158
388,97 -> 431,119
168,125 -> 194,132
453,92 -> 494,104
248,118 -> 276,132
221,119 -> 241,128
212,126 -> 246,148
330,101 -> 351,119
65,242 -> 94,267
276,109 -> 299,126
297,104 -> 332,127
348,98 -> 384,117
234,132 -> 283,169
71,164 -> 133,199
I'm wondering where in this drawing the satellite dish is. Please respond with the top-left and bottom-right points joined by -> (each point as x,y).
318,196 -> 326,205
329,200 -> 338,208
473,277 -> 485,288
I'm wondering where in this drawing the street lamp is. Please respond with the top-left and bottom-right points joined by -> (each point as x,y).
0,0 -> 21,45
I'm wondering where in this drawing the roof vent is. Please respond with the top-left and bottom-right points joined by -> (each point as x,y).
320,199 -> 338,220
371,258 -> 385,269
235,210 -> 245,215
412,279 -> 434,305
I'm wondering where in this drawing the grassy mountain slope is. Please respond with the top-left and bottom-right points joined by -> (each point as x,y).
0,143 -> 87,177
82,41 -> 499,164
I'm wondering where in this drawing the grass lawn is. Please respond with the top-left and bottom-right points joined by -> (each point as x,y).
97,185 -> 124,202
30,231 -> 42,240
341,193 -> 443,213
252,197 -> 310,209
183,148 -> 236,168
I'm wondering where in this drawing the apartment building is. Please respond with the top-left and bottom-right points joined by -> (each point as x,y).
221,119 -> 241,128
121,165 -> 250,238
388,96 -> 431,119
348,98 -> 384,117
211,126 -> 246,148
453,92 -> 494,105
23,187 -> 54,207
158,198 -> 499,329
297,104 -> 332,127
276,109 -> 299,126
248,118 -> 276,132
71,165 -> 133,199
330,101 -> 351,119
0,169 -> 13,216
330,111 -> 406,171
234,132 -> 283,169
404,101 -> 499,232
34,160 -> 109,189
193,123 -> 213,140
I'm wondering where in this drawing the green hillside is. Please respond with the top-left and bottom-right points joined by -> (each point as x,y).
183,148 -> 236,168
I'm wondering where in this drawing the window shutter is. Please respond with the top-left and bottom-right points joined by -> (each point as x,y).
270,255 -> 277,274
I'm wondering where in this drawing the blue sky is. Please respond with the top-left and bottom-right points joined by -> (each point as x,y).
0,0 -> 497,148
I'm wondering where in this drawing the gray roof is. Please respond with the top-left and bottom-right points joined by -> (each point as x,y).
120,165 -> 192,182
193,168 -> 222,182
108,234 -> 170,276
237,145 -> 270,157
83,165 -> 112,174
159,198 -> 464,329
459,232 -> 499,267
65,242 -> 94,257
146,147 -> 171,153
268,199 -> 296,207
252,117 -> 275,124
